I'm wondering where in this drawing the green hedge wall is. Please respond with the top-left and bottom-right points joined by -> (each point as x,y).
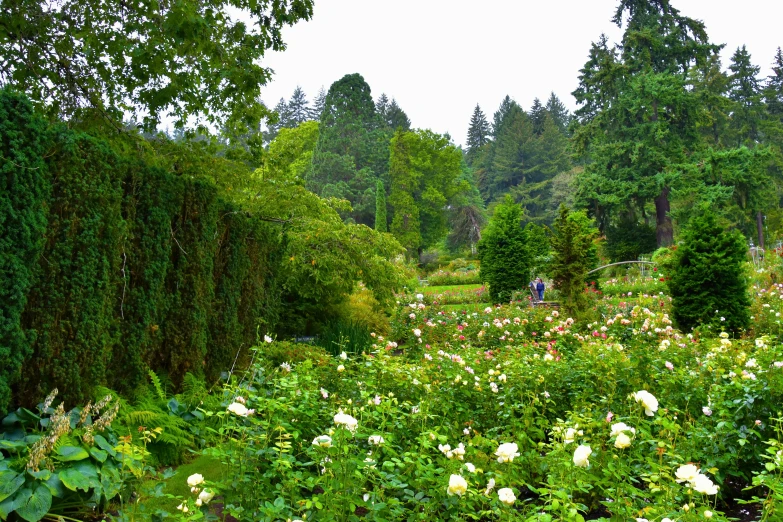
0,91 -> 282,409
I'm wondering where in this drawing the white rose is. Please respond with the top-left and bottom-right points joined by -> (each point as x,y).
573,444 -> 592,467
495,442 -> 520,463
447,474 -> 468,496
464,462 -> 476,473
497,487 -> 516,505
227,402 -> 249,417
337,364 -> 345,372
187,473 -> 205,487
312,435 -> 332,447
633,390 -> 659,416
615,432 -> 632,449
368,435 -> 384,446
675,464 -> 700,484
339,351 -> 347,360
198,489 -> 214,505
692,473 -> 719,495
610,422 -> 635,436
333,411 -> 358,432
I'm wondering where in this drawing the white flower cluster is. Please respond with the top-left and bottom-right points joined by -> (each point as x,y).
439,442 -> 466,460
633,390 -> 659,416
675,464 -> 719,495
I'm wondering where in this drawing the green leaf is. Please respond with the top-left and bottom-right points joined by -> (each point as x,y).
0,471 -> 25,503
15,484 -> 52,522
0,440 -> 27,451
56,446 -> 89,461
93,435 -> 116,457
27,470 -> 50,481
59,469 -> 90,492
0,493 -> 22,520
89,447 -> 108,463
43,475 -> 64,499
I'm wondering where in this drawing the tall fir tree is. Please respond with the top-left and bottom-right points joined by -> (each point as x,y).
311,86 -> 327,121
481,103 -> 534,203
728,45 -> 764,147
492,95 -> 515,137
766,48 -> 783,123
545,92 -> 571,134
689,54 -> 732,147
287,86 -> 311,127
529,97 -> 547,135
447,161 -> 486,254
375,179 -> 387,232
572,0 -> 720,246
264,97 -> 292,143
465,104 -> 491,166
385,99 -> 411,131
376,93 -> 390,120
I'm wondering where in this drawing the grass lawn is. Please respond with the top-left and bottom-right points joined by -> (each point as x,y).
421,283 -> 483,295
139,454 -> 225,514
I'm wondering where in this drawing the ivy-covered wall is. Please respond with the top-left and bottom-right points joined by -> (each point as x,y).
0,91 -> 282,410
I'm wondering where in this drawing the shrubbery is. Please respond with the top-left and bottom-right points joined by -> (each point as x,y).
668,208 -> 751,333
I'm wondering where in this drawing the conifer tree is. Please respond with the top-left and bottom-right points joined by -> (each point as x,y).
529,98 -> 547,135
549,206 -> 598,316
386,99 -> 411,131
728,46 -> 764,147
766,48 -> 783,123
447,162 -> 486,254
376,93 -> 390,120
668,206 -> 750,333
375,179 -> 387,232
482,104 -> 534,202
311,86 -> 327,120
545,92 -> 571,134
492,95 -> 515,137
264,97 -> 292,143
477,195 -> 531,303
689,54 -> 732,147
287,86 -> 311,126
466,104 -> 491,165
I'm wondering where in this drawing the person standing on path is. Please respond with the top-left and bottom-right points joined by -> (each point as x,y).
536,278 -> 545,301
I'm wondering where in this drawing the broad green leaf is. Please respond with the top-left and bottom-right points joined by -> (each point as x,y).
0,440 -> 27,451
0,471 -> 24,503
14,484 -> 51,522
93,435 -> 116,457
0,492 -> 22,520
89,447 -> 107,463
43,474 -> 64,499
59,469 -> 90,492
56,446 -> 89,461
27,470 -> 50,481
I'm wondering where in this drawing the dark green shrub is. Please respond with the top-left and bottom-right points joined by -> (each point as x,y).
477,196 -> 531,303
314,319 -> 374,356
605,220 -> 657,261
549,206 -> 598,316
668,208 -> 750,333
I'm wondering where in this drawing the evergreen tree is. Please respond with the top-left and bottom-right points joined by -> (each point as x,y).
549,206 -> 598,316
287,86 -> 311,126
668,206 -> 750,333
376,93 -> 390,120
689,54 -> 732,147
481,103 -> 534,203
375,179 -> 387,232
465,104 -> 491,166
264,97 -> 292,143
529,97 -> 547,135
572,0 -> 720,246
307,73 -> 388,225
386,99 -> 411,131
311,86 -> 327,121
766,48 -> 783,123
728,45 -> 764,146
477,195 -> 531,303
492,95 -> 515,137
545,92 -> 571,134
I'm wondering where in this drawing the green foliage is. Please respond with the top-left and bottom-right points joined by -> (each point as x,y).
549,206 -> 598,316
388,129 -> 464,258
261,120 -> 319,182
375,179 -> 387,232
524,222 -> 551,276
0,0 -> 313,134
307,73 -> 390,225
314,319 -> 374,357
668,207 -> 750,333
605,220 -> 658,262
477,196 -> 531,303
0,90 -> 50,412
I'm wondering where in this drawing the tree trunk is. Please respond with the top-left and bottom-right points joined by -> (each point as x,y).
757,211 -> 764,249
654,187 -> 673,247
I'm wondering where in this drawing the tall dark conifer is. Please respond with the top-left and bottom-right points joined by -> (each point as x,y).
728,45 -> 764,146
465,104 -> 490,166
492,95 -> 515,137
386,99 -> 411,131
545,92 -> 571,134
766,48 -> 783,123
529,98 -> 547,135
311,86 -> 327,121
287,86 -> 311,126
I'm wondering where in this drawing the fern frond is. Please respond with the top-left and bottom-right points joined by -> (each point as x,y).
148,369 -> 166,401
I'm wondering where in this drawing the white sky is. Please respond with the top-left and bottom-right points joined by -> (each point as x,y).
259,0 -> 782,146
